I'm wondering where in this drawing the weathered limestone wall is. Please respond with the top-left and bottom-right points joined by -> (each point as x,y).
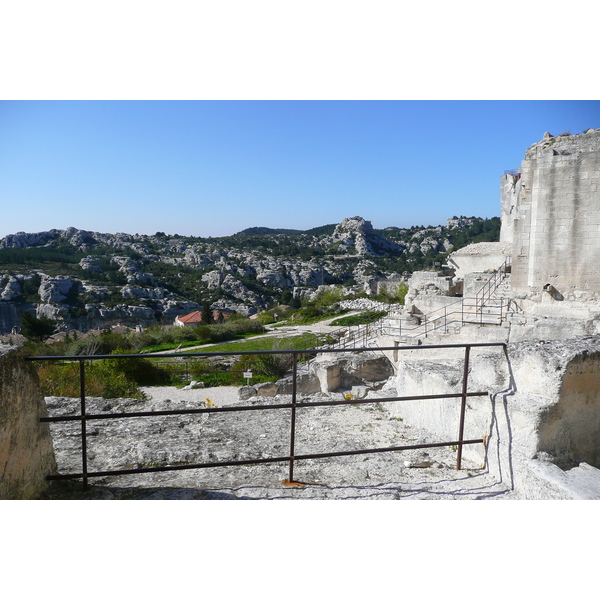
404,270 -> 460,316
462,272 -> 494,297
386,336 -> 600,498
241,352 -> 395,399
500,173 -> 522,244
0,345 -> 56,499
370,278 -> 407,298
505,129 -> 600,298
506,295 -> 600,342
408,295 -> 463,318
448,242 -> 511,280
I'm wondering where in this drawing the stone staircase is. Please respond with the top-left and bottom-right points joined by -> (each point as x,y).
320,259 -> 520,351
365,260 -> 518,345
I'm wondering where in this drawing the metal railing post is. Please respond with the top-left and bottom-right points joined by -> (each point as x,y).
456,345 -> 471,470
288,352 -> 298,483
79,358 -> 88,491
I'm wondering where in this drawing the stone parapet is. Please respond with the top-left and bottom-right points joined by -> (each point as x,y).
0,345 -> 56,499
385,336 -> 600,499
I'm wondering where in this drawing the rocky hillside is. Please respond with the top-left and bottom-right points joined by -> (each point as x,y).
0,215 -> 499,334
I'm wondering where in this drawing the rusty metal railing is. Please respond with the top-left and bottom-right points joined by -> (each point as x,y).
28,342 -> 505,491
324,298 -> 509,347
323,262 -> 514,349
475,257 -> 511,319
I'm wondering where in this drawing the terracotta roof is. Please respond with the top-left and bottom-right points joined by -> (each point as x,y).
176,311 -> 203,324
176,309 -> 235,324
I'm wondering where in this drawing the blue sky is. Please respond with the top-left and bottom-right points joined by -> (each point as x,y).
1,100 -> 599,239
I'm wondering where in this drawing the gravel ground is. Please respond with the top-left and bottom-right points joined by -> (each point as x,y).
43,384 -> 517,500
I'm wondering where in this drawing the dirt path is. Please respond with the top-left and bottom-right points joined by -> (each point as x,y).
148,313 -> 361,354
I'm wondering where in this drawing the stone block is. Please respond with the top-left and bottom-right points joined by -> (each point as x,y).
386,336 -> 600,496
309,352 -> 394,393
0,346 -> 57,499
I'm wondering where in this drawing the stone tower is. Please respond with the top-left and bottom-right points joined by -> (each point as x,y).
501,129 -> 600,300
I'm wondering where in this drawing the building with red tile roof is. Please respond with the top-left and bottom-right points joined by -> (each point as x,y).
174,308 -> 233,327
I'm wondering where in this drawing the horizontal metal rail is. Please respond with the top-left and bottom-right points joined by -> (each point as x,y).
28,341 -> 506,360
29,342 -> 505,490
40,391 -> 488,422
46,439 -> 486,482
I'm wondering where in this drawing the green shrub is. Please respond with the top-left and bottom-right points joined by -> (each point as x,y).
207,319 -> 264,342
171,326 -> 202,342
255,313 -> 275,325
195,372 -> 241,387
37,358 -> 146,399
232,338 -> 295,380
234,353 -> 291,381
90,359 -> 146,398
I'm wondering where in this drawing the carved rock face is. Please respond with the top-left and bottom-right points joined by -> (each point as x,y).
326,216 -> 403,256
1,277 -> 22,301
38,276 -> 75,303
334,216 -> 374,236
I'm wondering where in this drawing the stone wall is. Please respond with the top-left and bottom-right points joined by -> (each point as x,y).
385,336 -> 600,498
240,352 -> 395,399
500,173 -> 522,244
403,270 -> 459,313
369,278 -> 407,298
447,242 -> 510,280
503,129 -> 600,298
0,345 -> 56,499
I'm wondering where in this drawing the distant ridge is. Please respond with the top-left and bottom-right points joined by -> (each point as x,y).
234,227 -> 303,236
234,224 -> 337,236
304,224 -> 337,236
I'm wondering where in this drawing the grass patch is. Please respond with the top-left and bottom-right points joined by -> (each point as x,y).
328,311 -> 387,327
37,333 -> 325,396
138,329 -> 269,354
287,311 -> 349,326
139,340 -> 210,353
183,332 -> 322,354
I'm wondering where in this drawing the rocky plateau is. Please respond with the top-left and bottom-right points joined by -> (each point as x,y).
0,215 -> 499,335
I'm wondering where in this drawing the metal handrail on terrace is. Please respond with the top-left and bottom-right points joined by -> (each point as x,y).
27,342 -> 506,491
475,257 -> 511,318
324,259 -> 515,349
323,296 -> 511,349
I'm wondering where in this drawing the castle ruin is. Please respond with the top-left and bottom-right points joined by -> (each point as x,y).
374,129 -> 600,499
504,129 -> 600,298
397,128 -> 600,343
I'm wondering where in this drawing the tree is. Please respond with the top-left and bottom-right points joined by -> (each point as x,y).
21,312 -> 57,341
201,301 -> 213,325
